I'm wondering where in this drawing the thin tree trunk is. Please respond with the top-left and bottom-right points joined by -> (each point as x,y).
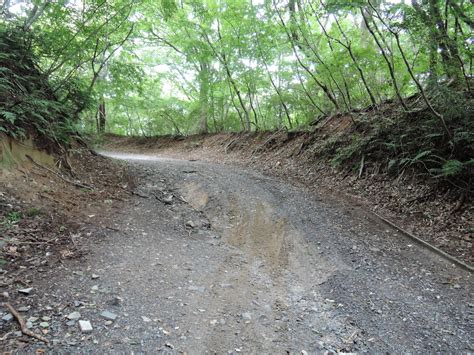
162,112 -> 182,135
227,80 -> 245,131
98,99 -> 106,133
23,1 -> 51,30
448,0 -> 474,29
254,29 -> 292,128
368,1 -> 451,138
246,81 -> 259,130
316,11 -> 377,106
412,0 -> 463,83
292,4 -> 351,110
198,60 -> 209,134
210,21 -> 251,131
361,8 -> 408,111
427,0 -> 463,82
274,2 -> 339,111
295,66 -> 327,115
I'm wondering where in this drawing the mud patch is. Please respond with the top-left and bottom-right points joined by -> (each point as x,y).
181,182 -> 209,210
225,197 -> 293,269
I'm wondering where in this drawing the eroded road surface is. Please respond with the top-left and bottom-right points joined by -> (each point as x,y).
28,152 -> 472,353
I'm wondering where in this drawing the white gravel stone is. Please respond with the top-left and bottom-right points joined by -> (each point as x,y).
78,320 -> 93,333
18,288 -> 33,295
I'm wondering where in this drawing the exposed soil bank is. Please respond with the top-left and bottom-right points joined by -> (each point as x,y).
103,132 -> 473,264
0,143 -> 131,349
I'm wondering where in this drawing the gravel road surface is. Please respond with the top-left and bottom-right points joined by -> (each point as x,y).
18,152 -> 472,353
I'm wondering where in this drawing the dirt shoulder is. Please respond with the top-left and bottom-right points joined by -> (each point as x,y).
0,145 -> 132,348
103,133 -> 473,265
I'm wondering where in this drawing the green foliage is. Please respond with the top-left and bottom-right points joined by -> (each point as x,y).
0,0 -> 471,188
28,0 -> 464,142
440,160 -> 464,177
0,24 -> 89,148
429,159 -> 473,180
161,0 -> 178,20
331,133 -> 370,167
325,90 -> 473,188
1,211 -> 22,227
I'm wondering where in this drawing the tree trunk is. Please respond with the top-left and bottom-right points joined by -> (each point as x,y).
361,8 -> 408,111
198,60 -> 209,134
427,0 -> 463,82
412,0 -> 464,83
23,1 -> 51,31
274,3 -> 339,111
97,98 -> 106,133
246,81 -> 259,130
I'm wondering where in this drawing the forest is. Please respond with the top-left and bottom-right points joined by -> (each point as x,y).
1,1 -> 473,351
0,0 -> 472,185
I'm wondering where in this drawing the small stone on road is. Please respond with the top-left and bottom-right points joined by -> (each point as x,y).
78,320 -> 93,333
2,313 -> 13,321
18,288 -> 33,295
67,311 -> 81,320
100,310 -> 118,321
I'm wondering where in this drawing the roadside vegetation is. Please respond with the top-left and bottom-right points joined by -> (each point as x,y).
0,0 -> 472,189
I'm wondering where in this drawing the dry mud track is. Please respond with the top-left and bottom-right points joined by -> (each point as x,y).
23,152 -> 472,353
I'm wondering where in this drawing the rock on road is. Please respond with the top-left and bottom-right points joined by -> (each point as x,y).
26,152 -> 472,353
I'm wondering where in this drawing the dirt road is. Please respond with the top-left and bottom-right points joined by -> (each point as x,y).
19,152 -> 472,353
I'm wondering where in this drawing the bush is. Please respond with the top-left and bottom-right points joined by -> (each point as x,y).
326,86 -> 473,189
0,24 -> 90,151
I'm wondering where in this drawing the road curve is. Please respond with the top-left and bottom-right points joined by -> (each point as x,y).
28,151 -> 473,353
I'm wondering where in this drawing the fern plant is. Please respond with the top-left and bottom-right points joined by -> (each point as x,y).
0,24 -> 90,150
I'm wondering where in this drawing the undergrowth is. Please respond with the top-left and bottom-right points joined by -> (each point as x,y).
0,24 -> 89,151
324,87 -> 473,191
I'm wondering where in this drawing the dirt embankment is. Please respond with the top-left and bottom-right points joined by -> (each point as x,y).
103,132 -> 473,265
0,138 -> 131,315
